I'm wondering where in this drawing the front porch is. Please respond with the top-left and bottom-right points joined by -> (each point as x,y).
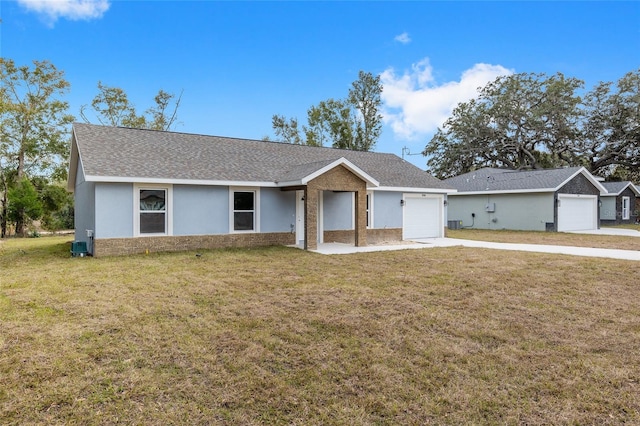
281,161 -> 379,251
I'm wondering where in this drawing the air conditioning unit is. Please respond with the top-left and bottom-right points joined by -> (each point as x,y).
485,203 -> 496,213
447,220 -> 462,230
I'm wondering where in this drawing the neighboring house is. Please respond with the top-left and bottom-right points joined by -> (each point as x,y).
67,123 -> 453,256
600,181 -> 639,225
444,167 -> 607,232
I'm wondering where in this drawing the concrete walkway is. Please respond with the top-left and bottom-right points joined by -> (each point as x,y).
311,238 -> 640,261
567,227 -> 640,237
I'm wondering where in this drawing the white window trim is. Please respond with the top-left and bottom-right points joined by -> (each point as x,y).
351,191 -> 374,229
366,190 -> 374,229
133,183 -> 173,237
622,196 -> 630,220
229,187 -> 260,233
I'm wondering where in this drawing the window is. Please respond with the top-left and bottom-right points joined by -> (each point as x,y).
622,196 -> 630,220
140,189 -> 166,234
231,189 -> 258,232
134,184 -> 172,236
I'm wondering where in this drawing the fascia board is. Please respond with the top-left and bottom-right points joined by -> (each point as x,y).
374,186 -> 454,194
449,188 -> 554,196
300,157 -> 380,187
84,175 -> 280,187
275,180 -> 304,187
66,130 -> 79,192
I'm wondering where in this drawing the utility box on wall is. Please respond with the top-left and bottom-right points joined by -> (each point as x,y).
485,203 -> 496,213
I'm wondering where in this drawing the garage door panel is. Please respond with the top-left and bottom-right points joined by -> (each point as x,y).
403,196 -> 442,239
557,195 -> 597,232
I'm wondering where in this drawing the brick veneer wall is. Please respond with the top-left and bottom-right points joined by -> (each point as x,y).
324,228 -> 403,245
305,165 -> 367,250
93,232 -> 295,257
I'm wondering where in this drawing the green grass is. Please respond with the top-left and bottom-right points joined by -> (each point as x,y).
1,236 -> 639,424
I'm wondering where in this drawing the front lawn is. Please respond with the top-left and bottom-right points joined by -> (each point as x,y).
1,236 -> 639,424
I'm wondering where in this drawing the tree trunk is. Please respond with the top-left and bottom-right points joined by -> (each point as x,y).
1,192 -> 6,239
1,171 -> 7,238
15,214 -> 24,237
14,137 -> 26,236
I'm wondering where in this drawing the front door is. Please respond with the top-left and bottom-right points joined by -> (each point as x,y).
295,190 -> 305,246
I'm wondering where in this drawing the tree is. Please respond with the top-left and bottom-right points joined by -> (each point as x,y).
7,177 -> 43,235
32,177 -> 74,232
423,69 -> 640,181
0,58 -> 74,236
348,70 -> 383,151
271,115 -> 304,145
271,71 -> 383,151
579,69 -> 640,178
423,72 -> 584,179
80,81 -> 182,131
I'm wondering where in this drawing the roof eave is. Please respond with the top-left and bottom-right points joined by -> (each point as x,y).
84,175 -> 282,187
449,188 -> 555,196
66,128 -> 79,192
375,186 -> 454,194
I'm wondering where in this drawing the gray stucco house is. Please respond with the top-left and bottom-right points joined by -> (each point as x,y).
600,181 -> 639,225
67,123 -> 453,256
444,167 -> 607,232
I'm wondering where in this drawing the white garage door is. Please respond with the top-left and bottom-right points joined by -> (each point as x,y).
403,195 -> 442,239
557,195 -> 597,232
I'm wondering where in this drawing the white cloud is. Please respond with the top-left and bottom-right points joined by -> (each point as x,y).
381,58 -> 513,139
394,32 -> 411,44
17,0 -> 110,24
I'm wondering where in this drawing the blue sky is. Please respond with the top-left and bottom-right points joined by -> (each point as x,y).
2,0 -> 639,169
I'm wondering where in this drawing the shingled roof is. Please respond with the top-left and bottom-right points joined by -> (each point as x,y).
601,181 -> 640,196
444,167 -> 607,194
68,123 -> 452,191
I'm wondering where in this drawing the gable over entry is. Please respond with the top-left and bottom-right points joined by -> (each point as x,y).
279,158 -> 378,250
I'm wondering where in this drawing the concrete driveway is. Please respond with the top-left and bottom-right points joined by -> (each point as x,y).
312,237 -> 640,261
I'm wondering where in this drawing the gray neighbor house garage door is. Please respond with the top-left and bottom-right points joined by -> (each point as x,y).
403,194 -> 443,239
557,194 -> 598,232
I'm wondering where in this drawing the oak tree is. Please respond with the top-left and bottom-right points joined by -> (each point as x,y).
423,72 -> 584,179
423,69 -> 639,180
